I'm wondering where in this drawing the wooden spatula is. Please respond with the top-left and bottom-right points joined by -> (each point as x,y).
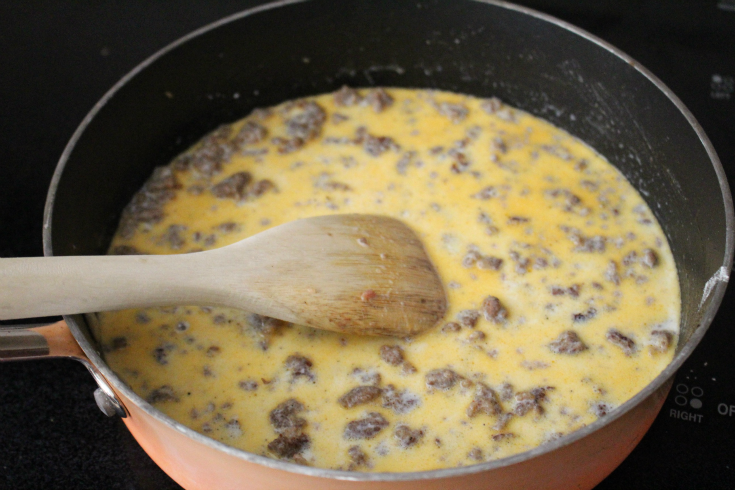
0,214 -> 447,336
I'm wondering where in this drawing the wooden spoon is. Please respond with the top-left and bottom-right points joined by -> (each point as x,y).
0,214 -> 447,336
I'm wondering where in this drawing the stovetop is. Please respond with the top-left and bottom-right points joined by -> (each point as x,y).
1,1 -> 733,489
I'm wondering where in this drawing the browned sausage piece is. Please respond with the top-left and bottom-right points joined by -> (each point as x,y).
649,330 -> 674,353
622,251 -> 638,266
462,249 -> 482,268
284,100 -> 326,141
606,329 -> 636,356
493,413 -> 514,431
211,172 -> 252,199
456,310 -> 480,328
338,386 -> 383,408
105,336 -> 129,352
498,383 -> 514,402
334,86 -> 362,106
344,412 -> 389,440
394,424 -> 425,448
477,256 -> 503,271
272,136 -> 304,154
162,224 -> 187,250
174,128 -> 234,177
382,385 -> 420,414
548,331 -> 588,354
347,445 -> 369,468
480,97 -> 502,114
238,380 -> 258,391
604,260 -> 620,285
363,134 -> 400,157
472,186 -> 498,200
380,345 -> 405,366
379,345 -> 417,374
641,248 -> 659,268
467,448 -> 484,461
572,307 -> 597,323
233,120 -> 267,147
436,102 -> 469,123
267,433 -> 310,459
466,383 -> 502,417
152,343 -> 175,365
269,398 -> 307,433
591,402 -> 614,417
146,385 -> 179,404
481,296 -> 508,324
425,368 -> 463,391
513,387 -> 554,417
285,354 -> 314,380
249,179 -> 276,197
441,322 -> 462,333
364,88 -> 394,113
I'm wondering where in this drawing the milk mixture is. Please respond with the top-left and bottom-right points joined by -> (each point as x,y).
96,88 -> 680,471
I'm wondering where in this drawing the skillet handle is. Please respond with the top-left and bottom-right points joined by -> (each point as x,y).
0,320 -> 127,417
0,320 -> 83,360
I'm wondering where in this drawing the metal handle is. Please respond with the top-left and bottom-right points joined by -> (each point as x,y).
1,321 -> 79,359
0,320 -> 127,417
0,325 -> 50,359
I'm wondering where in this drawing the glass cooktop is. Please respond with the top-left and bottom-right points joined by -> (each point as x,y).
1,1 -> 733,488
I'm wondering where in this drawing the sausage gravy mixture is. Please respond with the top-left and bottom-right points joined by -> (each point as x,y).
97,88 -> 680,471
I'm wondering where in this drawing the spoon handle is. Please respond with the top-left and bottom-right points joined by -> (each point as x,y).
0,254 -> 204,320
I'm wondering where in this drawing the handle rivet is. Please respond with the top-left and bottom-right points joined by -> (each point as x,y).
94,387 -> 125,417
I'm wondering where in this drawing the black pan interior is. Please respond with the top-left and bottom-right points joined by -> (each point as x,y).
48,0 -> 729,349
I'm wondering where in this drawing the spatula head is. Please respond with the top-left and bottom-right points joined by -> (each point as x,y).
222,214 -> 447,336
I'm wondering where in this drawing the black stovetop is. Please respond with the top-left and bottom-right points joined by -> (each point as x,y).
1,1 -> 733,489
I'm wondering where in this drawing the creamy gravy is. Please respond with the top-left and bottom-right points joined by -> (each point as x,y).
97,88 -> 679,471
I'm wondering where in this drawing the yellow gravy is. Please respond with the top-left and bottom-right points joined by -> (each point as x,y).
97,87 -> 680,471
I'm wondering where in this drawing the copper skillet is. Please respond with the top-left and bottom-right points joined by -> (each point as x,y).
1,0 -> 732,488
